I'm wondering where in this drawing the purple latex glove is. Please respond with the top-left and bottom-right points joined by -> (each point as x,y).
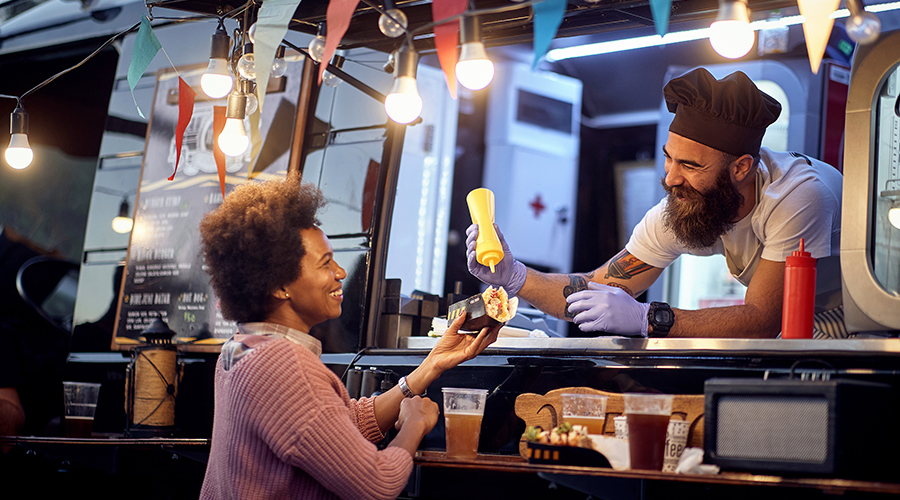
566,282 -> 651,337
465,223 -> 527,296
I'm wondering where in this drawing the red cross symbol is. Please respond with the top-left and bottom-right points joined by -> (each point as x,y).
529,194 -> 546,218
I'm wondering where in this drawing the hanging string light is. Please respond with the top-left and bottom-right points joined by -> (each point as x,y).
845,0 -> 881,44
456,15 -> 494,91
237,42 -> 257,80
201,19 -> 234,99
709,0 -> 755,59
271,45 -> 289,77
112,197 -> 134,233
218,89 -> 249,157
5,104 -> 33,170
378,0 -> 408,38
384,44 -> 422,124
308,23 -> 327,63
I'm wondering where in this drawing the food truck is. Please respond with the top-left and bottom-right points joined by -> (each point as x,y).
1,0 -> 899,496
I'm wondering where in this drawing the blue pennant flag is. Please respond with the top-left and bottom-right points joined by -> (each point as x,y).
127,16 -> 162,118
650,0 -> 672,37
532,0 -> 567,69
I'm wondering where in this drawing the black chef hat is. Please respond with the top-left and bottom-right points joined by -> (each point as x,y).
664,68 -> 782,157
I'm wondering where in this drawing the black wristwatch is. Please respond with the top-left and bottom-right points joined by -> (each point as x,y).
647,301 -> 674,337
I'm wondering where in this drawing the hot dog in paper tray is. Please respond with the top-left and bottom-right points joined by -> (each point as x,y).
447,286 -> 519,332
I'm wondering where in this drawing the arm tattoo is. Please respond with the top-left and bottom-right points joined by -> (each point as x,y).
605,250 -> 653,281
562,275 -> 588,319
606,282 -> 634,297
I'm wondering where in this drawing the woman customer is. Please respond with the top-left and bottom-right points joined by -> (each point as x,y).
198,175 -> 500,500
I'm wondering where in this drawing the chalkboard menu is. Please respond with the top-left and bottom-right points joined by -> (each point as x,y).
113,66 -> 301,351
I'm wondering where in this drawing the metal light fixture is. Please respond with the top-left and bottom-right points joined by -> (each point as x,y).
201,20 -> 234,99
5,104 -> 33,169
709,0 -> 755,59
112,198 -> 134,233
456,16 -> 494,91
218,90 -> 249,157
241,79 -> 258,116
846,0 -> 881,44
384,44 -> 422,124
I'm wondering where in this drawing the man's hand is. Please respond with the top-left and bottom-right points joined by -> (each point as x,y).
465,223 -> 527,296
566,282 -> 651,336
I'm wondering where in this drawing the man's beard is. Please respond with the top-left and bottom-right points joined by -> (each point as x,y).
661,167 -> 744,249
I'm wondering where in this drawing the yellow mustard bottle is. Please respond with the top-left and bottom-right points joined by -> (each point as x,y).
466,188 -> 504,273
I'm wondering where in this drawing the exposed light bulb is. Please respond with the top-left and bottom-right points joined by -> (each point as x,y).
308,35 -> 326,63
247,22 -> 257,43
890,206 -> 900,229
378,9 -> 408,38
112,199 -> 133,233
456,17 -> 494,91
846,12 -> 881,44
323,71 -> 342,87
218,118 -> 249,156
201,22 -> 233,99
245,92 -> 259,115
271,46 -> 288,78
5,106 -> 33,169
218,91 -> 249,157
385,76 -> 422,124
384,46 -> 422,124
709,0 -> 754,59
237,43 -> 256,80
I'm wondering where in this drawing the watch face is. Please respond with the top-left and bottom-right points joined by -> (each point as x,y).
655,309 -> 673,324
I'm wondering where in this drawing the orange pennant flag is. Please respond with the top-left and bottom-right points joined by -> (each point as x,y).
432,0 -> 467,99
320,0 -> 360,85
213,106 -> 227,198
171,77 -> 196,181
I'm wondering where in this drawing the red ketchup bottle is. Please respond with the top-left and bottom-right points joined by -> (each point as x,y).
781,238 -> 817,339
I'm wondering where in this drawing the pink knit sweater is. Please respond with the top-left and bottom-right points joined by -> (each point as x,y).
200,337 -> 412,499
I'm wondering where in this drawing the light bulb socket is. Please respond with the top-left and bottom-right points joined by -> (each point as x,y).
460,15 -> 483,45
226,91 -> 247,119
240,79 -> 255,95
119,199 -> 130,218
210,24 -> 230,59
716,0 -> 750,23
243,42 -> 254,55
846,0 -> 864,16
394,44 -> 418,79
316,22 -> 327,37
10,105 -> 27,135
276,45 -> 286,58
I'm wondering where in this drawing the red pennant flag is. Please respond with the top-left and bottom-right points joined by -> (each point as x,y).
171,77 -> 196,181
432,0 -> 467,99
320,0 -> 360,85
213,106 -> 227,199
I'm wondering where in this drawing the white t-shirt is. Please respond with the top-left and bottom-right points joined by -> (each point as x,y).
626,148 -> 843,307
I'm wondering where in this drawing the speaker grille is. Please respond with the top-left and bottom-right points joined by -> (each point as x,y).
716,395 -> 828,462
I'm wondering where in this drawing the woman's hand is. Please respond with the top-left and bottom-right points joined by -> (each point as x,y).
395,396 -> 439,432
425,313 -> 502,375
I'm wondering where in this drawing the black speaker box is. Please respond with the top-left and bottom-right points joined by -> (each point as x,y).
704,378 -> 897,479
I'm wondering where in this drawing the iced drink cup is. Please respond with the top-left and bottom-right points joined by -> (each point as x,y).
442,387 -> 488,459
561,393 -> 608,434
624,393 -> 674,470
63,381 -> 101,438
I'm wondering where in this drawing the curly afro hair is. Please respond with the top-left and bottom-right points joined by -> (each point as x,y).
198,175 -> 326,323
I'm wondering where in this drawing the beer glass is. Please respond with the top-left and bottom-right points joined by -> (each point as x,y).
624,393 -> 674,470
561,393 -> 608,434
442,387 -> 488,459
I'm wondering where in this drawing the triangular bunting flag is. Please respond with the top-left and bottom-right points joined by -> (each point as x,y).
170,77 -> 196,181
532,0 -> 567,69
253,0 -> 302,116
127,16 -> 162,119
432,0 -> 467,99
649,0 -> 672,37
321,0 -> 360,84
797,0 -> 840,74
213,106 -> 227,197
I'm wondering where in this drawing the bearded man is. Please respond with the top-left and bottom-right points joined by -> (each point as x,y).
466,67 -> 844,339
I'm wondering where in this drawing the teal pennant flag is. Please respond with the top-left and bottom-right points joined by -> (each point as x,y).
649,0 -> 672,37
532,0 -> 567,69
127,16 -> 162,118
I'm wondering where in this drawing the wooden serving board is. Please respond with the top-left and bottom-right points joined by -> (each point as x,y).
514,387 -> 705,459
